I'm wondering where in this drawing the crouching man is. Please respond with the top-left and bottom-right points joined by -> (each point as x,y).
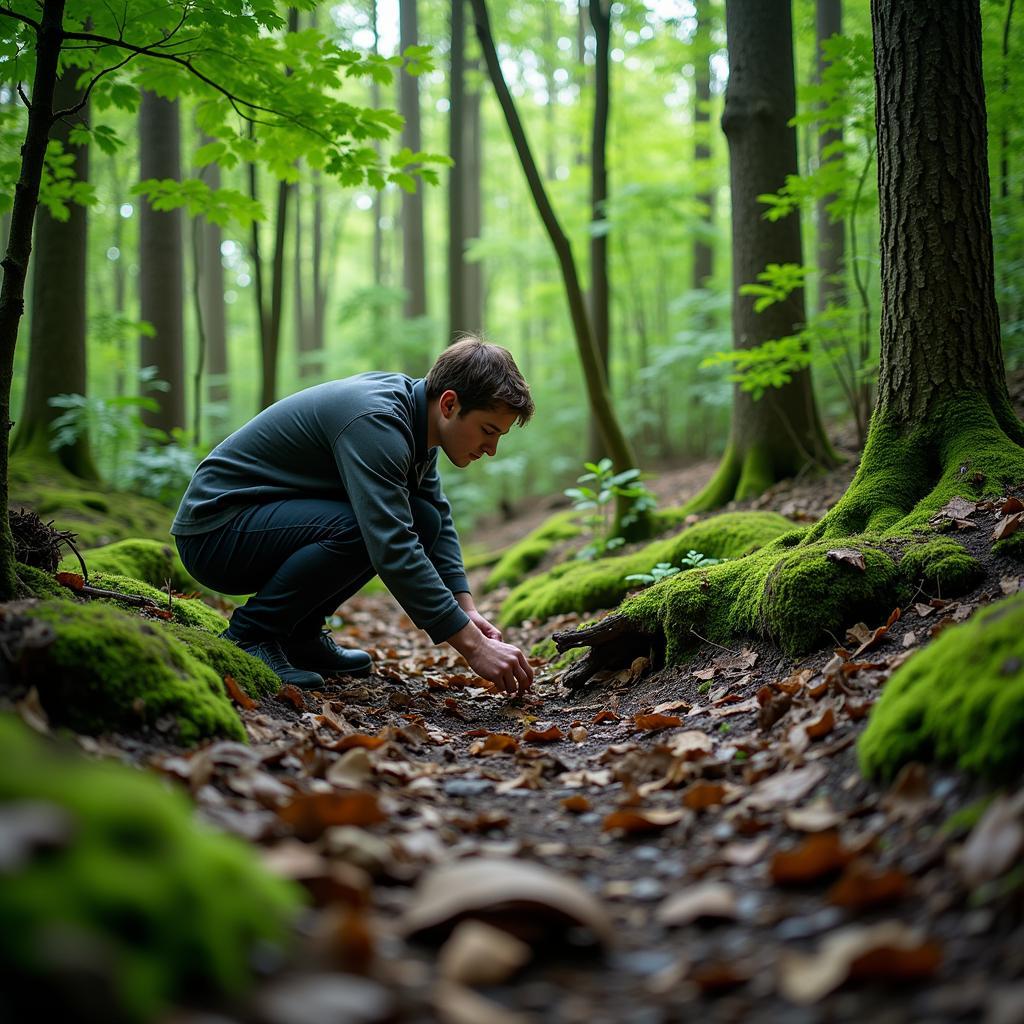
171,338 -> 535,694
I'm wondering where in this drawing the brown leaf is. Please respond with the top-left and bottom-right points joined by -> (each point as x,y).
277,791 -> 387,841
707,696 -> 759,718
403,857 -> 614,947
692,666 -> 717,681
224,674 -> 257,710
521,722 -> 563,743
666,730 -> 714,760
804,704 -> 835,740
784,799 -> 846,833
55,571 -> 84,590
652,699 -> 691,715
770,831 -> 853,885
746,763 -> 827,811
469,733 -> 519,756
562,794 -> 591,814
330,733 -> 389,752
721,836 -> 770,867
914,602 -> 938,618
994,512 -> 1024,541
826,548 -> 866,571
933,496 -> 977,522
681,780 -> 736,812
779,921 -> 942,1004
633,712 -> 683,732
1002,496 -> 1024,515
438,920 -> 532,987
326,748 -> 373,789
275,684 -> 306,710
656,881 -> 738,926
828,860 -> 911,910
591,709 -> 621,724
602,808 -> 686,834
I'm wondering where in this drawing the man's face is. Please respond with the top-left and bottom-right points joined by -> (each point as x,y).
437,393 -> 517,468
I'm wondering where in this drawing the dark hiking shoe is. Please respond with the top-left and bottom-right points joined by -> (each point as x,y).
287,629 -> 373,678
220,630 -> 325,689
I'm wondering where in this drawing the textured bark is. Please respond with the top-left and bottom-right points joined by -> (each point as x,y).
872,0 -> 1015,430
13,65 -> 98,478
687,0 -> 836,513
692,0 -> 715,291
139,91 -> 185,435
462,52 -> 484,334
447,0 -> 466,343
0,0 -> 66,599
815,0 -> 845,313
400,0 -> 427,327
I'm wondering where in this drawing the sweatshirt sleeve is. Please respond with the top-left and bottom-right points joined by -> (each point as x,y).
416,450 -> 470,595
332,412 -> 470,643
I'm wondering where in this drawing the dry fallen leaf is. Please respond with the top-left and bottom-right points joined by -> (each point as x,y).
569,726 -> 588,743
521,722 -> 564,744
994,512 -> 1024,541
656,881 -> 738,926
602,808 -> 687,835
770,831 -> 853,885
633,712 -> 683,732
326,748 -> 374,789
329,733 -> 389,752
277,791 -> 387,841
403,857 -> 614,947
681,780 -> 737,812
745,763 -> 827,811
828,860 -> 911,910
468,733 -> 519,757
223,674 -> 257,710
591,709 -> 621,724
826,548 -> 866,571
779,921 -> 942,1004
666,730 -> 714,761
562,795 -> 591,814
438,920 -> 532,987
721,836 -> 770,867
959,790 -> 1024,888
784,799 -> 845,833
804,704 -> 836,740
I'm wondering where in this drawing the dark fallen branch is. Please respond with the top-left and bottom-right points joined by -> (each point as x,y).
551,614 -> 658,691
59,578 -> 159,609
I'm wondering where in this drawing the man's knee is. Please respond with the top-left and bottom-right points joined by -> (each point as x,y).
410,498 -> 443,551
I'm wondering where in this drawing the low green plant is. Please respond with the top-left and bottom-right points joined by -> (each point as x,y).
566,458 -> 656,561
625,550 -> 723,586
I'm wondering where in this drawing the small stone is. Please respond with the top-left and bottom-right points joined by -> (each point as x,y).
631,877 -> 665,901
633,846 -> 661,862
443,778 -> 493,797
774,906 -> 844,941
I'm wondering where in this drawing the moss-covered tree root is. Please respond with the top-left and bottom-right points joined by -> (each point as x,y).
500,511 -> 794,626
0,714 -> 302,1023
11,600 -> 279,743
859,591 -> 1024,780
58,537 -> 200,593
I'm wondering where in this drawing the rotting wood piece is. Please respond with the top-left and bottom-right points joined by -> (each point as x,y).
551,615 -> 655,690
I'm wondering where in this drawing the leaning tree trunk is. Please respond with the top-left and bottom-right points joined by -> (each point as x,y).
686,0 -> 837,513
400,0 -> 427,347
815,0 -> 845,315
463,49 -> 485,334
0,0 -> 66,599
139,90 -> 186,435
12,64 -> 98,480
447,0 -> 466,344
692,0 -> 715,292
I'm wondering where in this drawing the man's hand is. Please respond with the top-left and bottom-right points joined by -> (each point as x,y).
454,591 -> 503,641
447,618 -> 533,695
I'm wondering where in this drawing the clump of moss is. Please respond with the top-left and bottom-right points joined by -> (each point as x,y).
899,538 -> 984,596
500,511 -> 793,626
10,453 -> 174,547
165,622 -> 280,700
0,714 -> 302,1023
18,600 -> 246,744
994,529 -> 1024,560
16,561 -> 65,599
86,572 -> 228,634
859,591 -> 1024,780
59,538 -> 198,593
621,534 -> 900,659
484,510 -> 582,592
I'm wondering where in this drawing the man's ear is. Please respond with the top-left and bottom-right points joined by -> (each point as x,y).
439,389 -> 459,419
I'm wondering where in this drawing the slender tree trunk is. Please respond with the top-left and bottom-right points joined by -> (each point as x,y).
0,0 -> 66,598
815,0 -> 845,313
686,0 -> 837,513
463,52 -> 485,334
543,3 -> 557,181
400,0 -> 427,334
108,151 -> 127,397
1000,0 -> 1016,202
586,0 -> 612,462
312,172 -> 327,375
469,0 -> 641,492
448,0 -> 466,343
692,0 -> 715,291
139,90 -> 185,435
12,64 -> 97,479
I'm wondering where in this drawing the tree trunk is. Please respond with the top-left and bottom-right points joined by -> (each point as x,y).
692,0 -> 715,292
195,133 -> 229,438
448,0 -> 466,343
0,0 -> 66,599
815,0 -> 845,314
586,0 -> 611,462
400,0 -> 427,332
686,0 -> 836,513
139,90 -> 185,435
12,64 -> 98,479
469,0 -> 642,496
463,51 -> 484,334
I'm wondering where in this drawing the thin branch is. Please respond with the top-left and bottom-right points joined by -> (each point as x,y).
0,6 -> 41,31
16,82 -> 29,108
51,50 -> 138,123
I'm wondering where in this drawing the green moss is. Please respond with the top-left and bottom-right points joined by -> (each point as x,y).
59,538 -> 198,593
0,714 -> 302,1023
621,533 -> 900,659
994,529 -> 1024,560
484,510 -> 582,592
87,572 -> 228,634
165,622 -> 280,700
10,453 -> 174,548
859,591 -> 1024,780
899,538 -> 984,596
19,600 -> 245,744
15,562 -> 65,599
500,511 -> 793,626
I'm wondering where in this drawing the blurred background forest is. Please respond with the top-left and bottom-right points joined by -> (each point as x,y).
7,0 -> 1024,534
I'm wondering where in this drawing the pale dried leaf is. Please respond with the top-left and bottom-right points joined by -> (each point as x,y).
959,790 -> 1024,888
826,548 -> 866,571
438,921 -> 532,987
656,881 -> 738,926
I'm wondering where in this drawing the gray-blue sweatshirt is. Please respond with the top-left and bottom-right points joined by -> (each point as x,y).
171,373 -> 471,643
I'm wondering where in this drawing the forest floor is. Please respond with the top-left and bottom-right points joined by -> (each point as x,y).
11,445 -> 1024,1024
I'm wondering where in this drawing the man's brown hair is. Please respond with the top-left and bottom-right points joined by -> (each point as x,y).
425,336 -> 534,425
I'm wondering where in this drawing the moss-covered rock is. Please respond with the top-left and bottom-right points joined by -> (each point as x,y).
484,511 -> 582,592
16,562 -> 65,599
164,622 -> 280,701
0,714 -> 302,1023
500,511 -> 793,626
899,538 -> 984,596
859,592 -> 1024,779
620,534 -> 901,659
86,572 -> 228,634
59,538 -> 198,593
18,600 -> 246,744
994,528 -> 1024,560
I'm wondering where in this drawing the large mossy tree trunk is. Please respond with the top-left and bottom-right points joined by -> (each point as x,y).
810,0 -> 1024,538
11,65 -> 98,480
686,0 -> 837,514
139,91 -> 185,435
